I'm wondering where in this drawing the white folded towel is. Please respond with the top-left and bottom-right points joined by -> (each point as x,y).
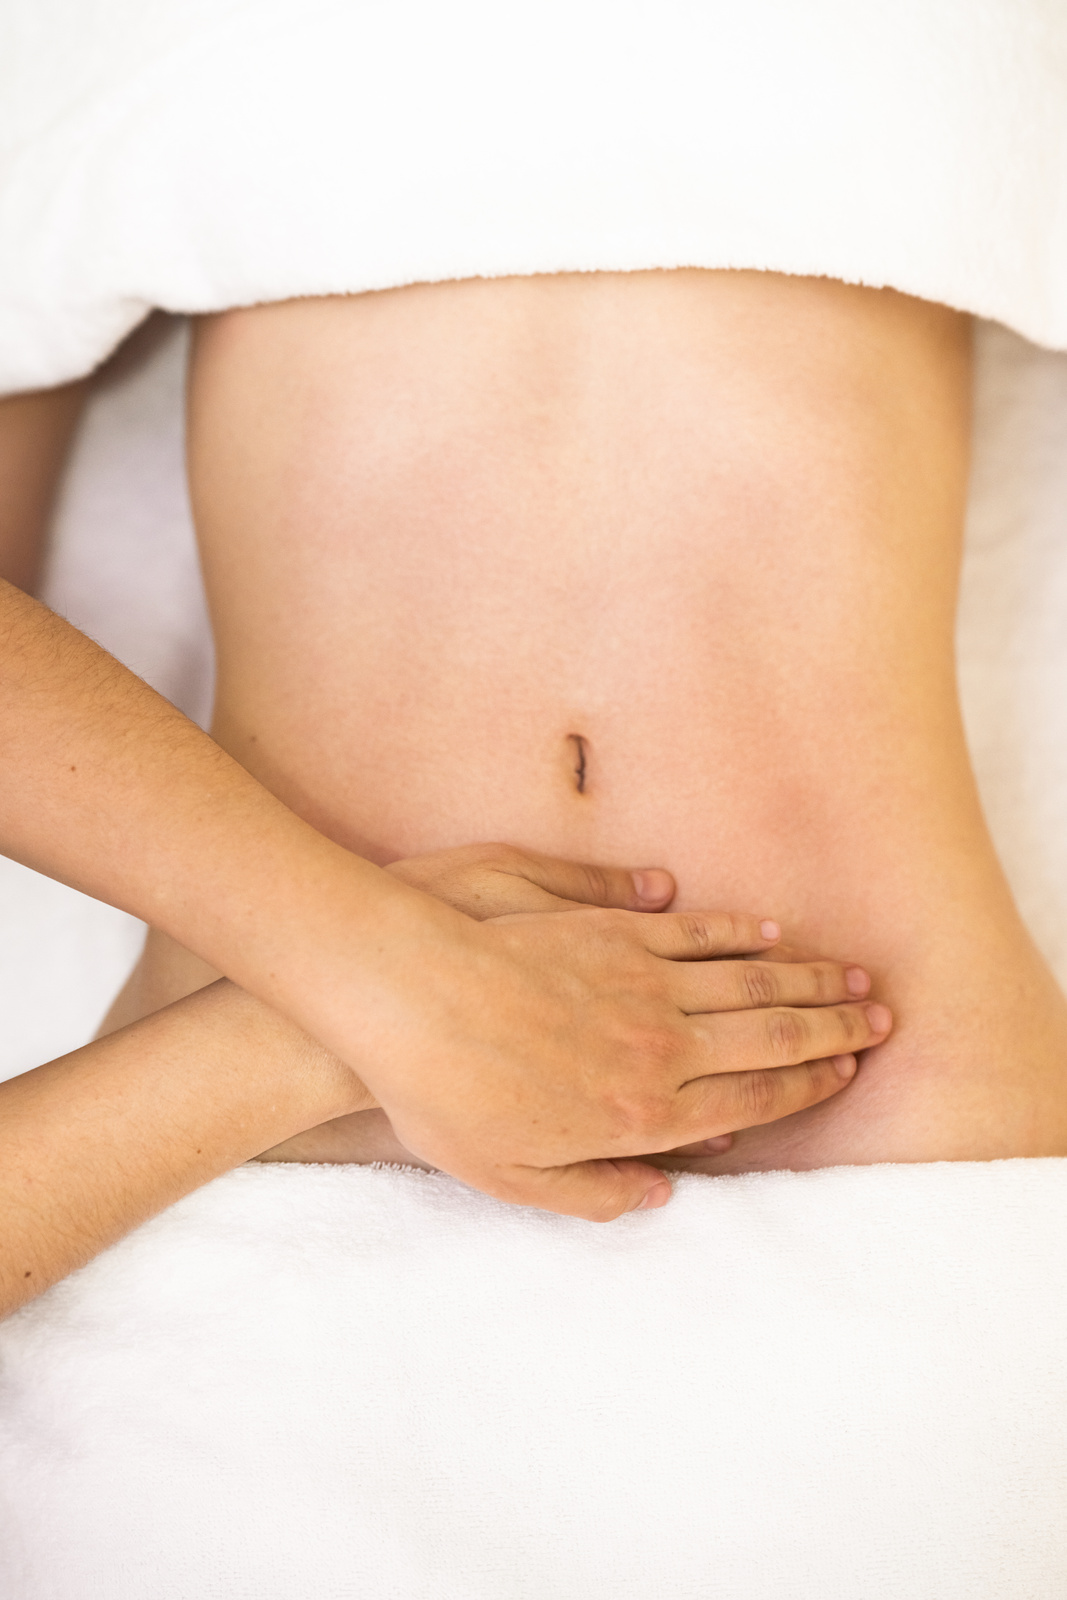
2,1159 -> 1065,1599
2,14 -> 1067,1592
1,0 -> 1066,393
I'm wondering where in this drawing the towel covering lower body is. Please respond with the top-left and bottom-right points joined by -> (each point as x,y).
1,1159 -> 1065,1599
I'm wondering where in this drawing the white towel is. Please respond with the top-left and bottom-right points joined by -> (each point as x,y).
2,1158 -> 1065,1599
2,17 -> 1067,1584
1,0 -> 1066,393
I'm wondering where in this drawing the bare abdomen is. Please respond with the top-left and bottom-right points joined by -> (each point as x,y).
190,272 -> 963,910
175,269 -> 1067,1171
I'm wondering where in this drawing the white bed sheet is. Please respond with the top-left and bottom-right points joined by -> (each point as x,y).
2,1156 -> 1065,1600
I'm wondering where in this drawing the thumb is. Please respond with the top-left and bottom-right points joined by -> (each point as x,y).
511,854 -> 676,913
500,1158 -> 673,1221
387,844 -> 675,920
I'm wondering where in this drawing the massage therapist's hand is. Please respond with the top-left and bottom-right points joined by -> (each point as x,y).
388,843 -> 879,1160
384,841 -> 682,918
304,844 -> 892,1221
266,843 -> 883,1186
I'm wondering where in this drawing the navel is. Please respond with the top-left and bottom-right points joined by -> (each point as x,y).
566,733 -> 589,795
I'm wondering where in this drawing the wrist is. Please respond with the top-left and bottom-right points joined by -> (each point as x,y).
219,847 -> 484,1082
197,979 -> 377,1125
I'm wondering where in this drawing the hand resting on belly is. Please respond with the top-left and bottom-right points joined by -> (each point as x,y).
254,843 -> 886,1169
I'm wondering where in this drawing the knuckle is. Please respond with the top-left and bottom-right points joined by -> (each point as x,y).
678,913 -> 716,956
795,1058 -> 837,1108
583,1183 -> 632,1223
626,968 -> 667,1007
578,863 -> 615,906
834,1005 -> 865,1044
767,1008 -> 806,1058
814,962 -> 844,1000
736,1069 -> 782,1122
741,962 -> 777,1007
595,907 -> 635,943
608,1074 -> 676,1137
808,1057 -> 840,1097
621,1091 -> 673,1138
637,1023 -> 686,1069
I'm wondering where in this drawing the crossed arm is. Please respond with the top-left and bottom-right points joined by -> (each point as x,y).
0,384 -> 887,1317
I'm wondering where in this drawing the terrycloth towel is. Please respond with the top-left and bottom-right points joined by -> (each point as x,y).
1,1158 -> 1065,1599
1,15 -> 1067,1586
1,0 -> 1066,394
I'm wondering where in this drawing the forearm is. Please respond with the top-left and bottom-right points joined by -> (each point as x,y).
0,583 -> 878,1225
0,980 -> 373,1318
0,387 -> 427,1033
0,579 -> 458,1033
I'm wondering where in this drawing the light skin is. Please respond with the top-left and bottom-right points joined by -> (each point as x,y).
8,264 -> 1067,1312
0,326 -> 884,1317
111,267 -> 1067,1171
0,840 -> 877,1316
0,382 -> 86,594
0,576 -> 878,1267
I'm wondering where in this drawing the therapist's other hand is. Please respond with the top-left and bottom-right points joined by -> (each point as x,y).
385,841 -> 678,918
272,844 -> 887,1220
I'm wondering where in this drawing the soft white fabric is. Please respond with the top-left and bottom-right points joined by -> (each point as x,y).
1,25 -> 1067,1582
1,1158 -> 1065,1599
1,0 -> 1066,394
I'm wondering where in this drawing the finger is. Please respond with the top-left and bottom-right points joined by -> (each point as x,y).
386,845 -> 569,918
635,909 -> 783,961
686,1000 -> 891,1073
663,1053 -> 859,1145
494,1158 -> 673,1222
509,853 -> 676,912
389,845 -> 678,918
668,958 -> 871,1014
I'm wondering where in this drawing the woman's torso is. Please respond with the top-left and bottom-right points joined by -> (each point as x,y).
127,268 -> 1067,1171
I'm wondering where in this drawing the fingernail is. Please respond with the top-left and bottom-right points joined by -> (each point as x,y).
865,1003 -> 892,1034
832,1053 -> 858,1080
845,966 -> 870,996
636,1182 -> 672,1211
632,869 -> 673,904
703,1134 -> 733,1153
759,919 -> 781,942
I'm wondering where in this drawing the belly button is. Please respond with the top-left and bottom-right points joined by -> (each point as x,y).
566,733 -> 589,795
